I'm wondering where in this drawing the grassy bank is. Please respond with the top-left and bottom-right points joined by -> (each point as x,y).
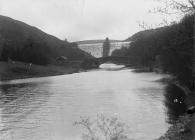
0,61 -> 80,81
156,78 -> 195,140
157,115 -> 195,140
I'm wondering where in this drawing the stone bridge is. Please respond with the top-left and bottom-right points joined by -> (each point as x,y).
80,56 -> 134,69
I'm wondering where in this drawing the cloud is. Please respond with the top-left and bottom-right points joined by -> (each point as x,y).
0,0 -> 173,41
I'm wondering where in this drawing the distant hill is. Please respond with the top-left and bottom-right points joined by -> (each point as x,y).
0,15 -> 92,65
125,28 -> 165,42
75,39 -> 122,45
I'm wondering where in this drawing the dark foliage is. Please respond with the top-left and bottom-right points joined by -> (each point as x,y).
80,59 -> 100,69
112,14 -> 194,88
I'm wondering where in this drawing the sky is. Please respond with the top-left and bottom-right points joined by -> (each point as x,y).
0,0 -> 177,41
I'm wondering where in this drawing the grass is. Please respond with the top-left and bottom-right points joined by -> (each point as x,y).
157,115 -> 195,140
0,61 -> 80,81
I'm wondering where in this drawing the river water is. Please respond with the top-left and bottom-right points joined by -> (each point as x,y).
0,64 -> 171,140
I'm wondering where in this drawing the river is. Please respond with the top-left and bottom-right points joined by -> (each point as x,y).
0,64 -> 172,140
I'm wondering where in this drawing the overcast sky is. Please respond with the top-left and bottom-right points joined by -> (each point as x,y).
0,0 -> 176,41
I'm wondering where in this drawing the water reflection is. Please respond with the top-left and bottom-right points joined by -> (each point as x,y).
0,83 -> 36,104
0,81 -> 52,139
164,83 -> 187,123
99,63 -> 125,70
0,69 -> 173,140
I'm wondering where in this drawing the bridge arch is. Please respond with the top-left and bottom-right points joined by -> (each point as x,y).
80,56 -> 133,69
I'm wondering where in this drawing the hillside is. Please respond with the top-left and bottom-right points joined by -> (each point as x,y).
0,15 -> 93,65
125,27 -> 167,42
112,14 -> 194,87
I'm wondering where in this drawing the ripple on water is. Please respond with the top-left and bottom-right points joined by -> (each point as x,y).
0,67 -> 170,140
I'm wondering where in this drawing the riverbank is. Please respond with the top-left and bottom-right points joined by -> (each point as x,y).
0,61 -> 80,81
132,66 -> 195,140
157,115 -> 195,140
156,78 -> 195,140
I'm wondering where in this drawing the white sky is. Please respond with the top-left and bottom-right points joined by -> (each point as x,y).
0,0 -> 177,41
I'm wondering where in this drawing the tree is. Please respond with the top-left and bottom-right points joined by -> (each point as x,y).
0,35 -> 4,60
74,115 -> 130,140
153,0 -> 195,94
1,40 -> 14,61
139,0 -> 195,29
112,13 -> 194,88
102,37 -> 111,57
152,0 -> 195,15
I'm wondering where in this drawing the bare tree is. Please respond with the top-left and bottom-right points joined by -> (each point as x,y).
151,0 -> 195,15
137,21 -> 153,30
74,115 -> 131,140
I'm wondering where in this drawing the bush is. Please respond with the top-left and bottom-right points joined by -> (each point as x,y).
74,115 -> 131,140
